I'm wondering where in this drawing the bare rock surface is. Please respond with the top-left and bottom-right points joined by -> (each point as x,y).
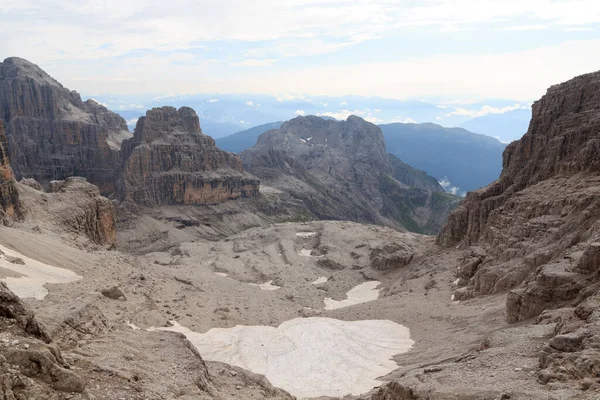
0,121 -> 21,224
0,57 -> 130,194
19,176 -> 116,245
241,115 -> 459,234
119,106 -> 260,206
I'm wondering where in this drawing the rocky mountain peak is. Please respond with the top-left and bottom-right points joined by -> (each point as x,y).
120,107 -> 259,206
242,115 -> 457,234
0,57 -> 130,193
134,106 -> 202,144
0,57 -> 62,88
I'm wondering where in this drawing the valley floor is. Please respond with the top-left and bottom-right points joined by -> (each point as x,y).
0,220 -> 591,399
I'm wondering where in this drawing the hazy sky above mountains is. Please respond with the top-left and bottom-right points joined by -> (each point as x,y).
1,0 -> 600,101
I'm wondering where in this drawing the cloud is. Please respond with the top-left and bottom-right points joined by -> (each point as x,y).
391,117 -> 417,123
153,93 -> 176,101
245,101 -> 254,106
275,94 -> 311,102
340,101 -> 347,106
126,117 -> 139,126
439,178 -> 464,197
445,103 -> 530,118
117,104 -> 145,110
500,24 -> 548,31
208,99 -> 219,103
295,110 -> 306,116
318,109 -> 383,124
236,59 -> 280,67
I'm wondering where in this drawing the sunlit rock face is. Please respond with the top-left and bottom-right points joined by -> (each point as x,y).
120,106 -> 260,206
151,317 -> 414,399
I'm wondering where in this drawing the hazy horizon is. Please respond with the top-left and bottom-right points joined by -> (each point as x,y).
2,0 -> 599,102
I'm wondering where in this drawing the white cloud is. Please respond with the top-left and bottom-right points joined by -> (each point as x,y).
318,109 -> 383,124
208,99 -> 219,103
236,59 -> 280,67
391,117 -> 417,124
436,116 -> 442,121
500,24 -> 548,31
295,110 -> 306,116
117,104 -> 145,110
445,103 -> 530,118
439,178 -> 464,197
126,117 -> 139,126
153,93 -> 176,101
245,101 -> 254,106
340,101 -> 348,106
275,94 -> 311,102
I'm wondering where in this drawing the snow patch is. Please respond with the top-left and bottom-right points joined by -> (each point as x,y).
295,232 -> 316,238
214,272 -> 228,277
0,244 -> 82,300
149,317 -> 414,399
324,281 -> 381,310
312,276 -> 328,285
249,280 -> 280,291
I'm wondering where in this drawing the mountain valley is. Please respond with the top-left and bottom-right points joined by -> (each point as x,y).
0,56 -> 599,400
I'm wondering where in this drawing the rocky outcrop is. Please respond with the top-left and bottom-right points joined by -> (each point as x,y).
19,177 -> 116,245
0,57 -> 130,194
0,121 -> 21,223
241,115 -> 459,234
434,71 -> 600,391
120,106 -> 259,206
0,282 -> 86,398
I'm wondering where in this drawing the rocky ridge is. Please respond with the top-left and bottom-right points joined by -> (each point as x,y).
241,115 -> 459,234
120,106 -> 260,206
432,70 -> 600,392
0,57 -> 130,194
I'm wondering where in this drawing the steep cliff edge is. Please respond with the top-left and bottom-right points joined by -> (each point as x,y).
432,71 -> 600,391
241,115 -> 459,234
120,106 -> 259,206
0,121 -> 21,223
0,57 -> 130,194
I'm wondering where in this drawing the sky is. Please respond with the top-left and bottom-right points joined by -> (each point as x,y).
1,0 -> 600,102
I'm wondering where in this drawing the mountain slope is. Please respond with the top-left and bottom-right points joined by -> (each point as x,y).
380,122 -> 506,193
241,115 -> 459,234
216,121 -> 283,153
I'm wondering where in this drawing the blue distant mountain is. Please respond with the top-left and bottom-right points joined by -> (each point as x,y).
379,123 -> 506,193
461,108 -> 532,144
216,122 -> 283,153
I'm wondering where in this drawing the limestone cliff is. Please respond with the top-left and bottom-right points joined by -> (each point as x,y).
435,71 -> 600,386
0,57 -> 130,194
241,115 -> 459,234
0,121 -> 21,223
120,106 -> 259,206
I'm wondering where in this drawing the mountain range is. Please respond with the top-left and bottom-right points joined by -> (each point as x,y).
217,120 -> 507,193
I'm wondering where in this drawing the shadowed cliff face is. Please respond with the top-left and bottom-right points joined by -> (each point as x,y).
120,106 -> 260,206
0,121 -> 21,222
0,57 -> 130,194
241,115 -> 459,234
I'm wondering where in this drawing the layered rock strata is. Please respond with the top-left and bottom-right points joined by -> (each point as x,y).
120,106 -> 259,206
0,57 -> 130,194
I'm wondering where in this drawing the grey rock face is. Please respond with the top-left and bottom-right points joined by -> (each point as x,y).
120,106 -> 260,206
241,115 -> 458,234
0,57 -> 131,194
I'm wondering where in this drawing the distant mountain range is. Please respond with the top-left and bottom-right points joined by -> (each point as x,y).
218,119 -> 507,194
379,123 -> 506,193
216,122 -> 284,153
460,108 -> 531,144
